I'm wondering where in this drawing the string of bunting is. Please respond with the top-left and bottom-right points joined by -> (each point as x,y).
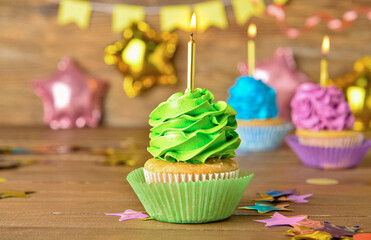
54,0 -> 371,38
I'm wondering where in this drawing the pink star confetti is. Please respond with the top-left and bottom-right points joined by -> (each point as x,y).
105,209 -> 149,222
296,218 -> 324,229
254,212 -> 307,227
287,194 -> 313,203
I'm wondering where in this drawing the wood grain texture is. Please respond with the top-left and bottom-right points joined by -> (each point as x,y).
0,127 -> 370,239
0,0 -> 371,126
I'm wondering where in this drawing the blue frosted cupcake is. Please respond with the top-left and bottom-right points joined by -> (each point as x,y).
228,76 -> 292,152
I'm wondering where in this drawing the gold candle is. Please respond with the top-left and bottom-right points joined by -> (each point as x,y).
320,35 -> 330,87
187,13 -> 196,92
247,24 -> 257,76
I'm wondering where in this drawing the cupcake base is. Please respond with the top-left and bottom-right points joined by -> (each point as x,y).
144,168 -> 240,184
127,168 -> 254,223
237,123 -> 293,152
296,129 -> 364,147
286,135 -> 371,169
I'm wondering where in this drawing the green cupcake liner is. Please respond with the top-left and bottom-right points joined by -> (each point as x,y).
127,168 -> 254,223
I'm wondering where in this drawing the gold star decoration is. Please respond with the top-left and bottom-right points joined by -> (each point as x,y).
330,56 -> 371,130
0,190 -> 34,199
104,22 -> 178,98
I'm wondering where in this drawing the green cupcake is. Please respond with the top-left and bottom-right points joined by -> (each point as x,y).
127,88 -> 254,223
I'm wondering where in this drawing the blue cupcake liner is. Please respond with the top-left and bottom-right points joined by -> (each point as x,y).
236,123 -> 293,152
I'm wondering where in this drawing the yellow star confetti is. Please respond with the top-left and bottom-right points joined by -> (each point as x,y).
104,22 -> 178,98
292,231 -> 332,240
0,190 -> 32,199
253,193 -> 276,202
286,225 -> 316,236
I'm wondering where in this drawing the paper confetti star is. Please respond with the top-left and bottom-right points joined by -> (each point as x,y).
354,233 -> 371,240
105,209 -> 149,222
287,194 -> 312,203
296,218 -> 324,229
265,189 -> 296,198
0,190 -> 33,199
239,203 -> 293,214
253,193 -> 276,202
292,231 -> 332,240
253,193 -> 297,203
315,222 -> 360,238
286,225 -> 316,236
254,212 -> 306,227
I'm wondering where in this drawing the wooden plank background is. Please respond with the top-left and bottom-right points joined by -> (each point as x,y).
0,0 -> 371,126
0,127 -> 370,239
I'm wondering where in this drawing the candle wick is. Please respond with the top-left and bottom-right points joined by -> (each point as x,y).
190,33 -> 193,40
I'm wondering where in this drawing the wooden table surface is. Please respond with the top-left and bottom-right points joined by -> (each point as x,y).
0,126 -> 370,240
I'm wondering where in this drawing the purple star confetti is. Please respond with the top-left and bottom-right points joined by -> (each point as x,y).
239,203 -> 293,214
254,212 -> 307,227
105,209 -> 149,222
315,222 -> 360,238
266,189 -> 296,198
286,194 -> 312,203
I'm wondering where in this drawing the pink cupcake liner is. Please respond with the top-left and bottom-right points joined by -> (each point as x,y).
285,135 -> 371,169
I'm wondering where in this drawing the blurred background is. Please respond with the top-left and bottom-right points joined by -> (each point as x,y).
0,0 -> 370,128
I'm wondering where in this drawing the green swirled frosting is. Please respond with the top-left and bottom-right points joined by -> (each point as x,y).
147,88 -> 241,164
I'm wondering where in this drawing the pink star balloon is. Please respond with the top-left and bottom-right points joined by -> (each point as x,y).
238,47 -> 309,121
105,209 -> 149,221
32,57 -> 108,130
254,212 -> 307,227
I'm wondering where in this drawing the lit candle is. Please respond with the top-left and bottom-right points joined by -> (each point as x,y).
247,24 -> 257,76
187,13 -> 196,91
320,35 -> 330,87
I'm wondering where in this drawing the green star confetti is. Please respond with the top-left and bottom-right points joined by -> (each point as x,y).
239,203 -> 293,214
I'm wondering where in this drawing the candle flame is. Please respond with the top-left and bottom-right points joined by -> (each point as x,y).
248,24 -> 257,38
190,13 -> 196,33
322,35 -> 330,55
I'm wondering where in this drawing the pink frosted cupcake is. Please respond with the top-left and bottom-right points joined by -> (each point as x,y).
286,82 -> 370,169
